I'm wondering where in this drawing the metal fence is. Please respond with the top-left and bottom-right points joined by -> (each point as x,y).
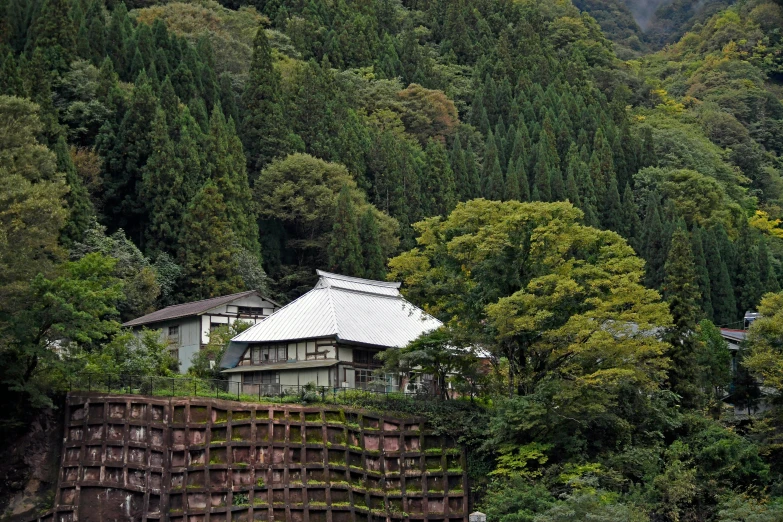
66,372 -> 439,405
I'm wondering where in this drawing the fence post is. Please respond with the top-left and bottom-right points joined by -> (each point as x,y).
258,384 -> 261,402
236,381 -> 240,401
194,379 -> 197,398
171,378 -> 174,397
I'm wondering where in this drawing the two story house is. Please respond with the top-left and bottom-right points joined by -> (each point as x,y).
218,271 -> 442,394
123,290 -> 280,373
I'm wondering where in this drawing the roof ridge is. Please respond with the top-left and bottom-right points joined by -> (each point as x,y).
316,269 -> 401,288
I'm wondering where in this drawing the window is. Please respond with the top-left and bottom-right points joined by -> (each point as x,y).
210,322 -> 223,332
355,369 -> 374,389
250,344 -> 288,365
244,372 -> 278,385
168,325 -> 179,345
354,349 -> 381,367
238,306 -> 265,316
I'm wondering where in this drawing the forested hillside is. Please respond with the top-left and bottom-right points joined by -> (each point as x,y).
2,0 -> 783,519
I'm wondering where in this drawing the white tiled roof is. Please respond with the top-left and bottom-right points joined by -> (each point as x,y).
220,271 -> 442,369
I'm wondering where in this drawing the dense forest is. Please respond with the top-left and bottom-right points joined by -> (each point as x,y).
1,0 -> 783,520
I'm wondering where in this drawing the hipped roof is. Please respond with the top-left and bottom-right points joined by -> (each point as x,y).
220,271 -> 442,369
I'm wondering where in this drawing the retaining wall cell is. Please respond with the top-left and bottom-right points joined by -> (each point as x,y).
29,393 -> 468,522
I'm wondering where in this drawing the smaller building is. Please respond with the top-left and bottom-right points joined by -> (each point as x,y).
219,271 -> 443,395
123,291 -> 280,373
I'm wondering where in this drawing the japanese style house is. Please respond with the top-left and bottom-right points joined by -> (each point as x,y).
123,290 -> 280,373
219,270 -> 442,394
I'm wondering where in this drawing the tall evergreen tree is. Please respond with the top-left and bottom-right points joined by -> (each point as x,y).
600,174 -> 622,231
734,228 -> 763,317
482,129 -> 501,199
55,135 -> 94,245
702,227 -> 736,326
620,182 -> 641,250
241,25 -> 290,176
567,144 -> 598,226
663,226 -> 703,407
464,141 -> 481,200
205,105 -> 260,255
642,193 -> 667,290
98,71 -> 158,243
327,185 -> 363,277
449,134 -> 470,201
422,139 -> 456,215
179,181 -> 243,300
549,168 -> 565,201
589,128 -> 614,203
141,108 -> 185,256
504,158 -> 521,201
690,227 -> 713,320
359,208 -> 385,280
27,0 -> 76,73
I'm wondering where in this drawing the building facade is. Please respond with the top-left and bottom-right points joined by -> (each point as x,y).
219,271 -> 443,395
123,291 -> 280,373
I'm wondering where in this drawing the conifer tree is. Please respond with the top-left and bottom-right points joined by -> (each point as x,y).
142,108 -> 185,256
549,168 -> 565,201
242,25 -> 290,175
567,144 -> 598,226
690,227 -> 713,320
642,193 -> 667,290
600,174 -> 622,231
663,226 -> 703,407
179,181 -> 243,300
502,158 -> 519,201
327,185 -> 363,277
532,143 -> 553,202
482,129 -> 500,198
620,182 -> 641,250
27,0 -> 76,73
464,142 -> 481,200
422,139 -> 456,215
99,71 -> 158,241
589,128 -> 614,202
0,51 -> 24,96
703,228 -> 736,325
359,208 -> 385,281
565,167 -> 580,207
509,120 -> 530,174
205,105 -> 260,255
485,155 -> 504,202
449,134 -> 469,201
176,106 -> 205,202
735,229 -> 763,317
56,136 -> 94,245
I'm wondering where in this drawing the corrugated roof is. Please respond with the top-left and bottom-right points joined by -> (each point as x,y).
123,290 -> 279,327
222,360 -> 339,373
313,269 -> 401,296
220,271 -> 442,369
